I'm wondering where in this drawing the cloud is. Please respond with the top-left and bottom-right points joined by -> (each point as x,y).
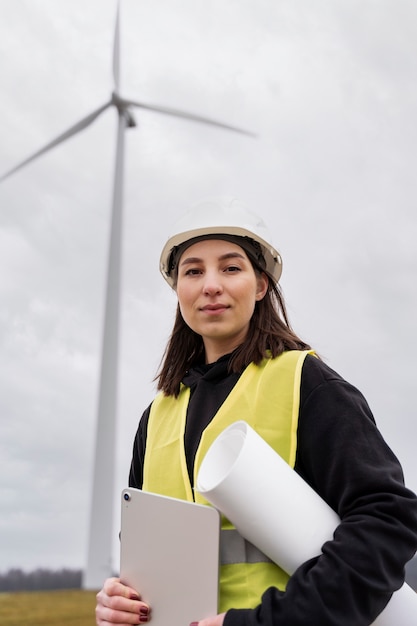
1,0 -> 416,574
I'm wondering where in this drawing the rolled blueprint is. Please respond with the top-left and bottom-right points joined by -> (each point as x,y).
196,420 -> 417,626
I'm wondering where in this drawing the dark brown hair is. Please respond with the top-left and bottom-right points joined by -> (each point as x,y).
156,263 -> 311,397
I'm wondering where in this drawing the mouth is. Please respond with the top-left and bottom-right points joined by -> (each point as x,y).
200,304 -> 230,313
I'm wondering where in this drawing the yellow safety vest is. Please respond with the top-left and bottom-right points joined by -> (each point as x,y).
143,349 -> 313,612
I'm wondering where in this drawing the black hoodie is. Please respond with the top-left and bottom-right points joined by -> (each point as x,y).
129,354 -> 417,626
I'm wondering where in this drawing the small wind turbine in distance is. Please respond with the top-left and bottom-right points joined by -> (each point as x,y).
0,1 -> 255,589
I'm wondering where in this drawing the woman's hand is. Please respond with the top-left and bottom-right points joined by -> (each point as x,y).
190,612 -> 226,626
96,577 -> 151,625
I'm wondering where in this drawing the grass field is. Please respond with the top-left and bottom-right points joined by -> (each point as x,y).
0,589 -> 97,625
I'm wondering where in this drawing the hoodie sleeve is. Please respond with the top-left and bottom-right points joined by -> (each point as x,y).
128,404 -> 151,489
224,356 -> 417,626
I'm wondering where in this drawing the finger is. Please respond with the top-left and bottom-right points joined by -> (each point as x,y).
96,601 -> 150,625
104,577 -> 136,597
96,610 -> 143,625
101,577 -> 141,600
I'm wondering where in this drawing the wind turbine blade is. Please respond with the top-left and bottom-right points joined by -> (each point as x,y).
113,1 -> 121,92
0,101 -> 112,182
125,98 -> 257,137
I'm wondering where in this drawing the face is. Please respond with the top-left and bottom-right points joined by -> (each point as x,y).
176,239 -> 268,362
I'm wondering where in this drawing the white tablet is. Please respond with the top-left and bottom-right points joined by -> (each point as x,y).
120,488 -> 220,626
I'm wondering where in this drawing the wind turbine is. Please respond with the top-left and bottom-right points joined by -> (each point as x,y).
1,1 -> 254,589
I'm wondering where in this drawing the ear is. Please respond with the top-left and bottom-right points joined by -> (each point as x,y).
255,272 -> 269,301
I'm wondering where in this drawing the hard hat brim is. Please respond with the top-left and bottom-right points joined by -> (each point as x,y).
160,225 -> 282,288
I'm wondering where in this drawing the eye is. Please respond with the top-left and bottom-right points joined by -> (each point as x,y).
224,265 -> 241,273
184,267 -> 202,276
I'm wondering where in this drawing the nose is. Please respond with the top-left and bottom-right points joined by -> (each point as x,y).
202,270 -> 223,296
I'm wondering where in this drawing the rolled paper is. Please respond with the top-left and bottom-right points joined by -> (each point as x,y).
196,420 -> 417,625
197,420 -> 339,574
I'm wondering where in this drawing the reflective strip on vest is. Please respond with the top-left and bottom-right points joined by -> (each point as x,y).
220,529 -> 273,565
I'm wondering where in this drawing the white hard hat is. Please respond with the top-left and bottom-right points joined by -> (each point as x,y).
159,196 -> 282,288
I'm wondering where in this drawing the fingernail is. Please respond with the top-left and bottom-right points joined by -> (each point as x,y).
190,623 -> 199,626
130,593 -> 140,600
140,607 -> 149,616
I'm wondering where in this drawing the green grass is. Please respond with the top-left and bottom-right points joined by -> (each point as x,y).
0,589 -> 97,625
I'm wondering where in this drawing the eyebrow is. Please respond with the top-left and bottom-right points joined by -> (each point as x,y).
179,251 -> 247,267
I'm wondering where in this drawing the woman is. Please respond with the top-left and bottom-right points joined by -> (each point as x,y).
96,197 -> 417,626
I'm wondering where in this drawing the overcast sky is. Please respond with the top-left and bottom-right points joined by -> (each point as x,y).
1,0 -> 416,575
